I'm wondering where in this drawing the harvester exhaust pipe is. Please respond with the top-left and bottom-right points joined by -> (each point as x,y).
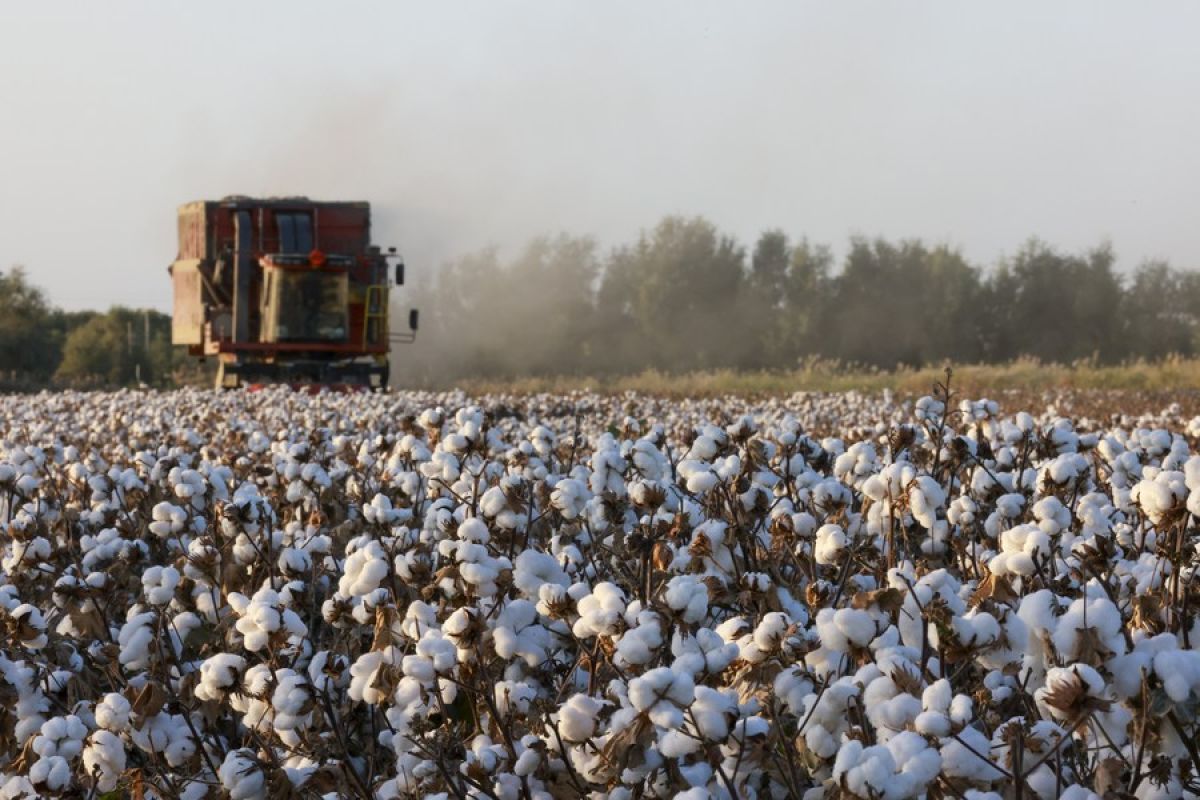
232,210 -> 252,344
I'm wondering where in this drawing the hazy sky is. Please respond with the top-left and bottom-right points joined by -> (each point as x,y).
2,2 -> 1199,311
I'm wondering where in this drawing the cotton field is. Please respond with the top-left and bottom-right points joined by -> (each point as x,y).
1,384 -> 1199,800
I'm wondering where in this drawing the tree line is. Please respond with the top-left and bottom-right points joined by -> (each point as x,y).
6,216 -> 1200,390
399,216 -> 1200,382
0,267 -> 174,390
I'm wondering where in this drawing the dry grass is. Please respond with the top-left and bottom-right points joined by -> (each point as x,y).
443,356 -> 1200,398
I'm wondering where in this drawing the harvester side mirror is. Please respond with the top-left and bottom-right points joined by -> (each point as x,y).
394,261 -> 405,286
409,308 -> 420,331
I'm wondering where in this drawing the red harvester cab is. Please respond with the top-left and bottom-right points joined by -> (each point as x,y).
169,196 -> 417,388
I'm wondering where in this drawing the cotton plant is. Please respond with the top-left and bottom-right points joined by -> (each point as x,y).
0,387 -> 1199,797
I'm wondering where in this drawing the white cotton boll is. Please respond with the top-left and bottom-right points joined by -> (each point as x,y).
1152,649 -> 1200,703
220,749 -> 267,800
148,501 -> 188,538
691,686 -> 736,740
117,612 -> 157,670
573,582 -> 627,638
628,668 -> 694,728
989,524 -> 1050,578
196,653 -> 248,702
95,693 -> 131,732
940,726 -> 1005,783
886,731 -> 942,798
513,549 -> 569,597
458,517 -> 490,543
1051,593 -> 1125,663
752,611 -> 793,655
8,604 -> 47,650
82,729 -> 126,792
814,523 -> 849,565
949,694 -> 973,726
1132,470 -> 1188,525
271,672 -> 313,735
615,616 -> 664,667
557,694 -> 603,742
832,741 -> 896,800
141,565 -> 180,605
494,680 -> 536,719
922,679 -> 952,714
663,575 -> 708,624
32,715 -> 87,760
908,476 -> 945,530
348,648 -> 399,704
479,486 -> 516,529
551,478 -> 589,520
29,755 -> 71,791
834,608 -> 878,648
338,541 -> 390,597
513,748 -> 540,777
1037,665 -> 1109,720
659,729 -> 701,758
684,466 -> 719,495
233,586 -> 307,653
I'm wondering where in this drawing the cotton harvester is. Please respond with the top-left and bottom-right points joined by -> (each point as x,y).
169,197 -> 417,389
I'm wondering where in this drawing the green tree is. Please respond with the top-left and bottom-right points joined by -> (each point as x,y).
741,230 -> 791,367
1120,261 -> 1197,358
994,240 -> 1123,363
603,216 -> 746,372
0,266 -> 58,380
56,308 -> 173,387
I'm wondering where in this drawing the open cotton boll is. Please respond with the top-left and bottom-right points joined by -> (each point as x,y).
117,611 -> 158,670
338,541 -> 391,598
28,755 -> 72,792
677,459 -> 720,495
831,741 -> 897,800
141,565 -> 180,606
363,492 -> 403,525
195,653 -> 247,702
556,694 -> 603,742
270,671 -> 313,738
1036,665 -> 1110,721
814,523 -> 849,565
513,549 -> 569,598
1131,471 -> 1188,525
493,680 -> 537,719
988,524 -> 1051,578
1152,648 -> 1200,704
862,674 -> 922,738
7,604 -> 47,650
615,613 -> 664,667
82,729 -> 126,793
95,693 -> 131,732
220,749 -> 267,800
907,476 -> 945,531
627,668 -> 694,728
658,729 -> 701,758
148,501 -> 188,538
31,715 -> 87,760
663,575 -> 708,624
551,478 -> 590,520
815,608 -> 878,652
691,686 -> 737,740
230,586 -> 308,652
1051,592 -> 1125,665
573,582 -> 628,638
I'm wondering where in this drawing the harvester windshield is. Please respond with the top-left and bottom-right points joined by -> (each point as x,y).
263,268 -> 349,343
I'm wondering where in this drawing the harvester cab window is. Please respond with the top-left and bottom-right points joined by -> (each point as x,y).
267,268 -> 348,343
276,213 -> 314,254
